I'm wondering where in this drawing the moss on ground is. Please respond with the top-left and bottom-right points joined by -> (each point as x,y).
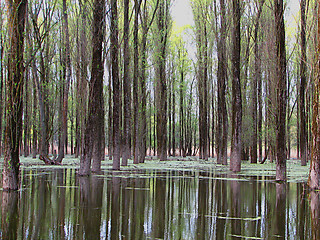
0,155 -> 310,182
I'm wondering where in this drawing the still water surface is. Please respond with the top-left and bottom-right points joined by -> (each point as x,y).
0,168 -> 318,239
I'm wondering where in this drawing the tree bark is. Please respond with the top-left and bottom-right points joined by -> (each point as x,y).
155,0 -> 168,161
300,0 -> 307,166
274,0 -> 287,181
133,0 -> 141,164
230,0 -> 242,172
309,0 -> 320,190
2,0 -> 27,190
122,0 -> 131,166
79,0 -> 105,175
217,0 -> 228,165
111,0 -> 121,170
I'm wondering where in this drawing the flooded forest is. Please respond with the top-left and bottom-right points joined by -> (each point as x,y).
2,0 -> 320,239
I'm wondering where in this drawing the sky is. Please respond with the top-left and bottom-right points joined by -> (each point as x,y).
171,0 -> 301,61
171,0 -> 301,29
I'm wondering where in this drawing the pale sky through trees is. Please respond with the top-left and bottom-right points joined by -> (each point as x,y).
171,0 -> 301,54
172,0 -> 300,28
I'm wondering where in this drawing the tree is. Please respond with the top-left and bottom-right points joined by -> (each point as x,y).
138,0 -> 159,163
30,1 -> 57,163
309,0 -> 320,189
79,0 -> 105,175
230,0 -> 242,172
192,0 -> 209,160
122,0 -> 131,166
2,0 -> 27,190
251,0 -> 265,164
133,0 -> 141,164
274,0 -> 287,181
300,0 -> 307,166
216,0 -> 228,165
155,0 -> 170,161
111,0 -> 121,170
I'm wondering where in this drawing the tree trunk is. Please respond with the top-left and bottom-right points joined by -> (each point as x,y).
217,0 -> 228,165
79,0 -> 105,175
230,0 -> 242,172
274,0 -> 287,181
0,9 -> 3,157
24,67 -> 30,157
300,0 -> 307,166
156,0 -> 168,161
111,0 -> 121,170
122,0 -> 131,166
133,0 -> 141,164
309,0 -> 320,189
3,0 -> 27,190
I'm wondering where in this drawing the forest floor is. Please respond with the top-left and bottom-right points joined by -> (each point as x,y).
8,155 -> 310,183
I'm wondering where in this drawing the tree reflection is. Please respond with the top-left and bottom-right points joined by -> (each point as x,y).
1,191 -> 19,240
79,175 -> 104,239
310,191 -> 320,239
230,175 -> 241,239
274,183 -> 286,238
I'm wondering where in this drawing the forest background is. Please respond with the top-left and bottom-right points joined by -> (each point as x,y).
0,0 -> 316,189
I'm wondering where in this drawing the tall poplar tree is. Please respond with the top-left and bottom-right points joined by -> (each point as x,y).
230,0 -> 242,172
274,0 -> 287,181
155,0 -> 170,161
2,0 -> 27,190
111,0 -> 121,170
309,0 -> 320,189
79,0 -> 105,175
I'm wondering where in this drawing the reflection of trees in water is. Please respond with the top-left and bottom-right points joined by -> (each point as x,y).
1,191 -> 19,240
230,175 -> 241,239
310,191 -> 320,240
2,169 -> 317,239
274,183 -> 286,239
79,175 -> 104,239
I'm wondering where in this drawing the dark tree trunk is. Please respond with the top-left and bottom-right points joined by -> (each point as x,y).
300,0 -> 307,166
79,0 -> 105,175
133,0 -> 141,164
230,0 -> 242,172
24,68 -> 30,157
156,0 -> 168,161
3,0 -> 27,190
0,13 -> 3,156
309,0 -> 320,189
179,60 -> 184,157
32,68 -> 38,158
111,0 -> 121,170
122,0 -> 131,166
217,0 -> 228,165
274,0 -> 287,181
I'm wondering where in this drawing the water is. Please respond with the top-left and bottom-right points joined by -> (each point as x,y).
0,168 -> 316,239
